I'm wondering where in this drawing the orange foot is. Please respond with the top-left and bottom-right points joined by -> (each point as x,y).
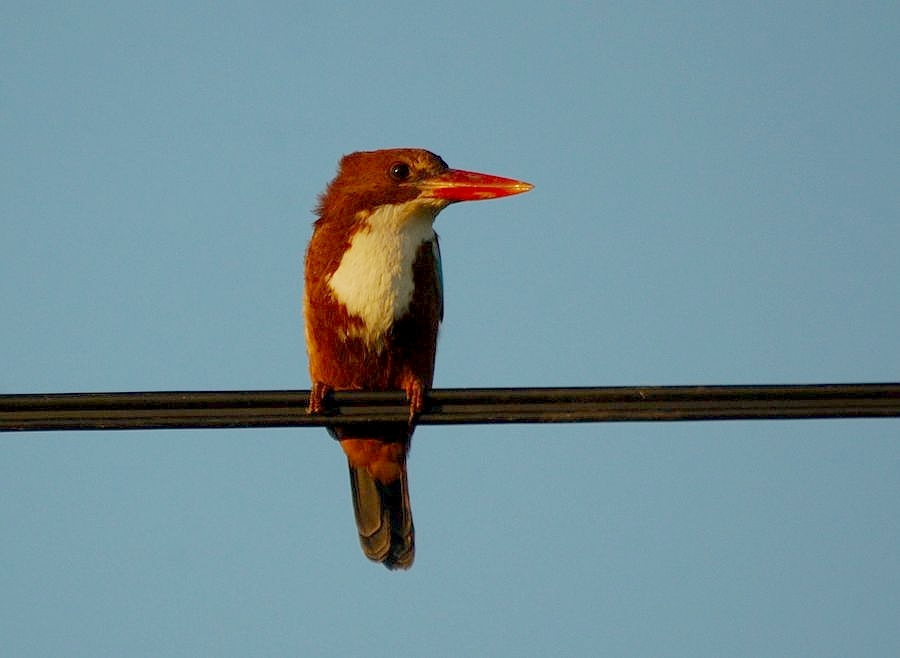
402,376 -> 427,426
308,381 -> 332,415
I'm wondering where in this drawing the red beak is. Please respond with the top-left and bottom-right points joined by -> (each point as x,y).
419,168 -> 533,202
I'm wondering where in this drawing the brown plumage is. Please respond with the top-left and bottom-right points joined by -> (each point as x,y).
303,148 -> 531,569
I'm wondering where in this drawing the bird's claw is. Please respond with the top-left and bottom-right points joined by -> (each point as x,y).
403,379 -> 426,427
308,382 -> 332,415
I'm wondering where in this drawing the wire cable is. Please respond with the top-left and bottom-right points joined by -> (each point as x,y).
2,383 -> 898,432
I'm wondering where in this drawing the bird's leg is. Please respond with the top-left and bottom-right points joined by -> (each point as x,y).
401,374 -> 427,427
308,381 -> 333,415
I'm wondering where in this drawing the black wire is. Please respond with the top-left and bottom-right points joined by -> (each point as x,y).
2,384 -> 899,432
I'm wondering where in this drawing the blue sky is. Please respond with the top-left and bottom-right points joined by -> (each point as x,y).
2,2 -> 899,656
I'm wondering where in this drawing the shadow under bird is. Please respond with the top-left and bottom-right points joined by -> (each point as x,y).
304,148 -> 533,569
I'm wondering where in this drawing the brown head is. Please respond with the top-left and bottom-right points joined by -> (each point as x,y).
315,148 -> 533,225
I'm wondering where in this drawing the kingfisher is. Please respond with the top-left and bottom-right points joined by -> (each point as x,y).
303,148 -> 532,569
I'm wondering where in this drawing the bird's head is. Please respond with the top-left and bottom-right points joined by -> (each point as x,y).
315,148 -> 532,225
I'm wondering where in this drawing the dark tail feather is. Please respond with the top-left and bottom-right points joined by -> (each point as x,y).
347,462 -> 414,570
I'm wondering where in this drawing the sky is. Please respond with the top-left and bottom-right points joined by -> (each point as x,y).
2,1 -> 899,656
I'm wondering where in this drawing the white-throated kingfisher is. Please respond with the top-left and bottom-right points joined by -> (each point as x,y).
303,148 -> 532,569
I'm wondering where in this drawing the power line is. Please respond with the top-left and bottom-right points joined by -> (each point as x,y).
2,384 -> 899,432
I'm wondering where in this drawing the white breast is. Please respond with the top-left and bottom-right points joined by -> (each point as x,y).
327,201 -> 438,344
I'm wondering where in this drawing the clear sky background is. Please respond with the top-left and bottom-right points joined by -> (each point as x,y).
2,2 -> 899,656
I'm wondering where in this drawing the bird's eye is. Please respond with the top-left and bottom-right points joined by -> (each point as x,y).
389,162 -> 411,181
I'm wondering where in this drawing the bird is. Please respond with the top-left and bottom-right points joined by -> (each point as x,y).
303,148 -> 532,569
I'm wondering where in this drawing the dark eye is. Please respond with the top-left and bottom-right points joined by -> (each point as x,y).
389,162 -> 411,181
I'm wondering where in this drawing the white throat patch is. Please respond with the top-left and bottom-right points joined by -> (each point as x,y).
327,200 -> 439,343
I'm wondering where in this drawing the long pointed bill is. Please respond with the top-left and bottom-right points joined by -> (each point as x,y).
420,168 -> 533,202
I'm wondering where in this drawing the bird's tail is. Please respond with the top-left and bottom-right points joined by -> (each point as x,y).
347,460 -> 415,570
